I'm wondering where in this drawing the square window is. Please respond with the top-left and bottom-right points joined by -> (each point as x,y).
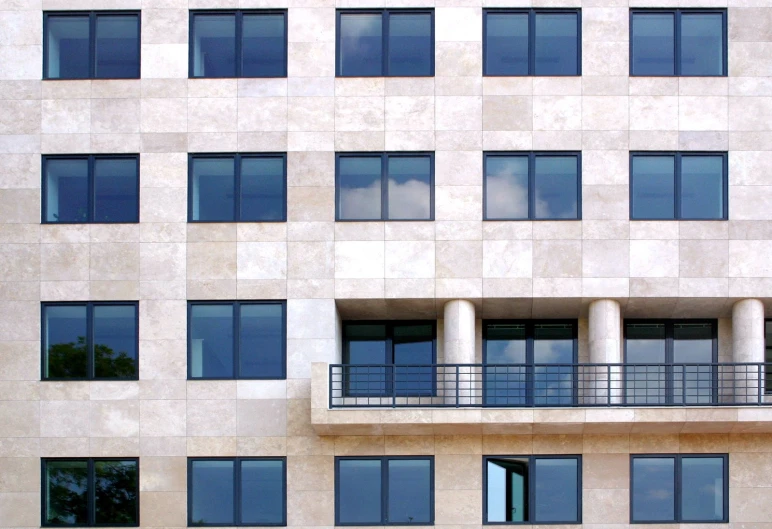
44,12 -> 140,80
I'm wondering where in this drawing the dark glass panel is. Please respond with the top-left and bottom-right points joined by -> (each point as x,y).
190,460 -> 235,525
45,158 -> 89,223
393,324 -> 434,396
631,13 -> 675,76
46,16 -> 90,79
239,304 -> 284,378
485,13 -> 529,76
339,14 -> 383,76
631,155 -> 675,219
485,324 -> 526,406
485,155 -> 529,219
192,14 -> 237,78
95,15 -> 140,79
338,459 -> 382,524
533,458 -> 578,522
673,323 -> 713,404
93,305 -> 137,379
240,156 -> 285,221
388,13 -> 432,76
680,155 -> 724,219
387,459 -> 432,523
632,458 -> 675,522
45,460 -> 89,525
344,324 -> 387,396
191,157 -> 236,221
45,305 -> 88,379
486,458 -> 528,522
534,13 -> 579,75
533,324 -> 574,406
190,304 -> 235,378
625,323 -> 666,405
242,14 -> 286,77
94,460 -> 138,524
681,457 -> 724,521
681,13 -> 724,76
533,156 -> 578,219
93,157 -> 138,223
241,460 -> 284,524
338,156 -> 382,220
387,156 -> 431,220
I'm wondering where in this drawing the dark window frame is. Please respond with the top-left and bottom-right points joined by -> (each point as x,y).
187,457 -> 287,527
335,152 -> 435,222
40,301 -> 139,382
482,455 -> 582,525
334,456 -> 435,526
41,154 -> 140,224
629,151 -> 729,220
188,9 -> 288,79
482,8 -> 582,77
43,11 -> 141,80
629,454 -> 729,524
629,8 -> 728,77
41,457 -> 140,527
483,152 -> 582,221
186,300 -> 287,380
187,153 -> 288,223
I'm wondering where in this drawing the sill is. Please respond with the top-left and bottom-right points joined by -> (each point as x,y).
42,377 -> 139,382
335,74 -> 435,79
189,75 -> 288,80
41,220 -> 140,225
335,218 -> 434,222
187,219 -> 287,223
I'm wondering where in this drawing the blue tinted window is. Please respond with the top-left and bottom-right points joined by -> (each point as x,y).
240,156 -> 286,221
388,13 -> 432,76
190,157 -> 236,221
387,156 -> 431,220
338,459 -> 382,524
338,156 -> 382,220
242,14 -> 286,77
533,156 -> 579,220
484,13 -> 528,76
95,15 -> 140,78
240,304 -> 285,378
387,459 -> 432,523
46,15 -> 90,79
93,305 -> 138,379
241,460 -> 285,524
631,13 -> 675,76
94,158 -> 138,223
631,156 -> 675,219
681,457 -> 725,522
94,460 -> 138,525
681,13 -> 724,76
534,13 -> 579,75
533,458 -> 579,522
45,158 -> 89,223
192,14 -> 236,77
680,155 -> 724,219
191,460 -> 235,525
632,457 -> 675,522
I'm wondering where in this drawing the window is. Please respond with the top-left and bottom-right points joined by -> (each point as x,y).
630,9 -> 727,76
336,9 -> 434,77
625,321 -> 716,405
630,152 -> 727,220
188,301 -> 285,379
188,458 -> 286,526
484,456 -> 581,524
483,321 -> 577,406
42,458 -> 139,526
631,455 -> 728,523
188,154 -> 286,222
483,9 -> 581,76
44,12 -> 140,79
336,153 -> 433,221
484,152 -> 581,220
43,155 -> 139,224
42,302 -> 138,380
190,11 -> 287,78
335,457 -> 434,525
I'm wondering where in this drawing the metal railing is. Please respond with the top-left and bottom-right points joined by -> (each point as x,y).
329,363 -> 772,408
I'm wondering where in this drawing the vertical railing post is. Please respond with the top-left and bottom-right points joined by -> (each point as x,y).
758,363 -> 763,405
456,365 -> 460,408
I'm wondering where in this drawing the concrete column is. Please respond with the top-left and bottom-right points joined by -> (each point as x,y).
732,299 -> 765,402
588,299 -> 622,405
443,299 -> 476,405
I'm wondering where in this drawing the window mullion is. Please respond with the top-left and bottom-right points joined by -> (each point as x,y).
382,458 -> 389,524
383,12 -> 389,76
235,458 -> 241,525
674,10 -> 681,75
90,14 -> 96,79
88,155 -> 95,223
236,11 -> 243,78
382,154 -> 388,221
528,153 -> 535,220
234,155 -> 241,222
529,456 -> 536,523
234,303 -> 240,379
674,153 -> 681,219
88,458 -> 95,526
528,10 -> 535,76
674,456 -> 681,522
87,303 -> 94,380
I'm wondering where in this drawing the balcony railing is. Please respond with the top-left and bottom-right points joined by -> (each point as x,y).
329,363 -> 772,408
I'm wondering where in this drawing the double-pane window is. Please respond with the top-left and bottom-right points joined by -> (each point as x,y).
336,457 -> 434,525
190,11 -> 287,78
484,455 -> 581,524
631,455 -> 727,523
337,10 -> 434,77
43,155 -> 139,224
42,302 -> 138,380
42,458 -> 138,526
630,152 -> 727,220
336,153 -> 433,221
631,9 -> 726,76
189,154 -> 286,222
188,301 -> 285,379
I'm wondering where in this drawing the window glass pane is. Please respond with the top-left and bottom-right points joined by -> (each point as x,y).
625,323 -> 666,405
191,460 -> 235,525
190,304 -> 234,378
388,459 -> 431,523
533,156 -> 578,219
45,460 -> 89,525
680,156 -> 724,219
94,460 -> 138,525
673,323 -> 714,404
534,13 -> 578,75
46,16 -> 90,79
681,457 -> 724,521
485,13 -> 528,76
94,158 -> 138,223
388,13 -> 432,76
534,458 -> 578,522
45,305 -> 88,379
344,324 -> 387,396
240,157 -> 285,221
485,156 -> 529,219
632,458 -> 675,522
241,460 -> 284,524
631,155 -> 675,219
192,14 -> 237,78
632,13 -> 675,75
338,460 -> 382,524
485,324 -> 527,406
95,15 -> 139,78
338,156 -> 382,220
93,305 -> 137,379
681,13 -> 723,76
191,157 -> 236,221
242,14 -> 286,77
387,156 -> 431,220
46,158 -> 89,223
533,324 -> 574,406
240,304 -> 284,378
339,14 -> 383,76
486,458 -> 528,522
393,324 -> 434,396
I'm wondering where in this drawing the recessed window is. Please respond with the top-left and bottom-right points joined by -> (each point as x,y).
484,152 -> 581,220
336,9 -> 434,77
44,12 -> 140,79
42,155 -> 139,224
484,455 -> 581,524
188,301 -> 286,380
188,458 -> 286,526
630,152 -> 727,220
42,458 -> 139,526
189,154 -> 286,222
190,11 -> 287,78
483,9 -> 581,76
630,9 -> 727,76
336,457 -> 434,525
336,153 -> 433,221
631,455 -> 728,523
42,302 -> 138,380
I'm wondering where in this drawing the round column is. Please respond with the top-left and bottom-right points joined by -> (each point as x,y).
588,299 -> 622,405
732,299 -> 765,402
443,299 -> 476,405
